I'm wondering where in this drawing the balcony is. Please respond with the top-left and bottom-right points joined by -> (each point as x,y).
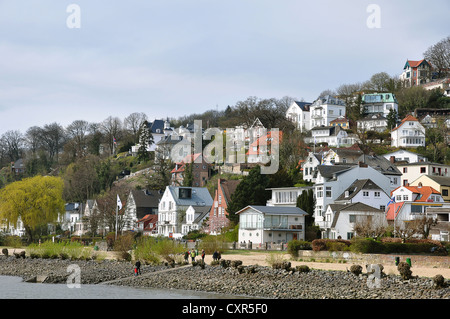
263,221 -> 303,231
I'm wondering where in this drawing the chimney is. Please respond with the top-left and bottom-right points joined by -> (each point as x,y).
358,162 -> 368,168
390,156 -> 395,163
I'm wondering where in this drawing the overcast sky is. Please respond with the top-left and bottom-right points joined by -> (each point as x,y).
0,0 -> 449,135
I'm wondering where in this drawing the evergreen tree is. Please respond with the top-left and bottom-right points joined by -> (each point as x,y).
386,108 -> 398,131
226,166 -> 270,225
296,189 -> 315,226
137,121 -> 153,163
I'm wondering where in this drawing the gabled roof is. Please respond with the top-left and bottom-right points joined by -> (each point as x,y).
357,154 -> 402,176
167,186 -> 213,207
130,189 -> 162,208
404,59 -> 430,69
386,202 -> 405,221
335,179 -> 386,201
392,185 -> 440,202
392,115 -> 419,131
317,165 -> 353,179
235,205 -> 307,216
293,101 -> 312,112
329,202 -> 384,228
416,175 -> 450,187
218,179 -> 241,205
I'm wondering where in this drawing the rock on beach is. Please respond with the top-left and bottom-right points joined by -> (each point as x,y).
0,255 -> 448,299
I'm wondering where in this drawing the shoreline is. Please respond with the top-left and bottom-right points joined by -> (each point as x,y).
0,254 -> 448,299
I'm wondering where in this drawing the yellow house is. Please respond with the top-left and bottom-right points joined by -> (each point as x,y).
410,175 -> 450,202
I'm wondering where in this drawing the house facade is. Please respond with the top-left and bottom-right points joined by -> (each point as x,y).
400,59 -> 433,87
361,92 -> 398,117
313,164 -> 392,232
310,95 -> 346,128
181,206 -> 210,235
157,186 -> 213,239
123,189 -> 162,232
236,205 -> 307,245
323,203 -> 385,240
137,214 -> 158,236
286,101 -> 312,132
306,125 -> 354,147
382,149 -> 428,164
207,178 -> 241,235
266,186 -> 314,207
171,153 -> 212,187
390,115 -> 426,148
395,162 -> 450,186
410,175 -> 450,202
386,185 -> 447,228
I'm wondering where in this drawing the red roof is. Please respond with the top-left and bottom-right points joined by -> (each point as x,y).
246,131 -> 282,156
391,115 -> 419,131
386,202 -> 404,221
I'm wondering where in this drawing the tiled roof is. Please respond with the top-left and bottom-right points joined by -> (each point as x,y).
393,185 -> 440,202
391,114 -> 419,131
385,202 -> 405,221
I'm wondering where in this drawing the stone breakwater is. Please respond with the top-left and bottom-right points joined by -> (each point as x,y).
0,256 -> 448,299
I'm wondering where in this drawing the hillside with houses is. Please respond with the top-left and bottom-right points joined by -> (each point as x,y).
1,37 -> 450,247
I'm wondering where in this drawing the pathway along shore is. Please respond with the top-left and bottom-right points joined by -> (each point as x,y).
0,251 -> 449,299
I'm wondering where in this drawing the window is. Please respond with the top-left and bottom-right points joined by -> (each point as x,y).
403,167 -> 407,173
443,189 -> 449,197
403,195 -> 408,201
380,205 -> 386,211
349,215 -> 356,223
317,187 -> 323,198
326,187 -> 332,198
374,191 -> 380,198
363,191 -> 369,197
420,167 -> 426,173
396,195 -> 402,201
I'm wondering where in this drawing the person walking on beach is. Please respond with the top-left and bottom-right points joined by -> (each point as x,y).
184,250 -> 189,263
135,260 -> 141,275
201,249 -> 205,263
190,249 -> 196,263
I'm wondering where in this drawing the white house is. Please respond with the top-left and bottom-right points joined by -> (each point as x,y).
122,189 -> 162,232
313,164 -> 392,232
382,149 -> 428,164
266,186 -> 314,207
357,114 -> 389,133
302,152 -> 323,183
334,179 -> 391,212
361,92 -> 399,117
386,185 -> 449,236
390,115 -> 426,148
157,186 -> 213,239
323,203 -> 385,240
236,205 -> 307,245
305,125 -> 354,147
309,95 -> 346,128
286,101 -> 312,132
181,205 -> 210,235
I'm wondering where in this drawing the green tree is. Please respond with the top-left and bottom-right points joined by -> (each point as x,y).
137,121 -> 153,163
226,166 -> 270,225
182,162 -> 193,187
386,108 -> 398,131
0,175 -> 65,242
296,189 -> 315,226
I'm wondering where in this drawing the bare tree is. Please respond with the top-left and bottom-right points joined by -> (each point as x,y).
424,36 -> 450,79
353,214 -> 388,240
40,122 -> 66,163
100,116 -> 123,155
124,112 -> 148,144
0,130 -> 25,162
66,120 -> 90,158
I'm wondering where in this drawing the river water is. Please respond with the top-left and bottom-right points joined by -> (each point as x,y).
0,275 -> 243,299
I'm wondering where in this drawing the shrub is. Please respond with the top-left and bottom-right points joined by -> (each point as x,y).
296,265 -> 310,273
350,238 -> 384,253
312,239 -> 351,252
432,275 -> 446,289
350,264 -> 363,276
397,262 -> 413,280
287,240 -> 311,257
